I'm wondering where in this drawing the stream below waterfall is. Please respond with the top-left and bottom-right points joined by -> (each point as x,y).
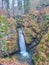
18,28 -> 34,65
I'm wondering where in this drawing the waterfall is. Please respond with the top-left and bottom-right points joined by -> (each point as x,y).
18,28 -> 29,57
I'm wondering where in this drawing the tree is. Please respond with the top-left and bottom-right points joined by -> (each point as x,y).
2,0 -> 3,9
12,0 -> 15,17
22,0 -> 24,13
37,1 -> 46,30
24,0 -> 30,13
5,0 -> 10,18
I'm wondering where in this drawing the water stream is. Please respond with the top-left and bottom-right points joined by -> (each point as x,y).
18,28 -> 29,57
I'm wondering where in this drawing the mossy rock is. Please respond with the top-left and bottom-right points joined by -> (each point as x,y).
16,15 -> 40,45
0,15 -> 18,57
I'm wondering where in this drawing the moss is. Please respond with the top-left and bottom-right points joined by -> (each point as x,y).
40,46 -> 46,52
30,15 -> 35,20
47,54 -> 49,59
37,54 -> 43,61
25,36 -> 32,44
23,27 -> 33,44
46,15 -> 49,20
7,57 -> 12,61
47,34 -> 49,42
32,53 -> 43,65
0,15 -> 18,56
0,15 -> 10,33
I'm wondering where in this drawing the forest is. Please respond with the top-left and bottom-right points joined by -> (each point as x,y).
0,0 -> 49,65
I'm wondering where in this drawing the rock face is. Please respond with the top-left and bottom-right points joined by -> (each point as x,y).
32,31 -> 49,65
16,14 -> 40,45
0,15 -> 18,57
0,14 -> 41,57
0,56 -> 29,65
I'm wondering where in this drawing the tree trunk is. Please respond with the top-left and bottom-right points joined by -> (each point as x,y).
2,0 -> 3,9
12,0 -> 15,17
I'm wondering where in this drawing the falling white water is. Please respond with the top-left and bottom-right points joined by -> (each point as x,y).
18,28 -> 29,57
